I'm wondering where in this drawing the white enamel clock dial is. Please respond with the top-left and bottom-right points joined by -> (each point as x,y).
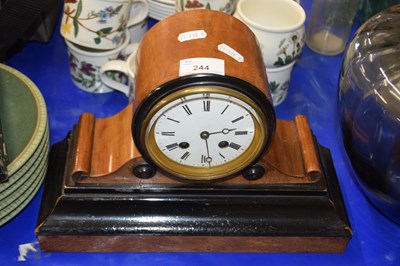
140,86 -> 270,180
151,93 -> 256,168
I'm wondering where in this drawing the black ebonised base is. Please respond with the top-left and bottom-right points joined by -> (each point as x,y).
35,133 -> 352,253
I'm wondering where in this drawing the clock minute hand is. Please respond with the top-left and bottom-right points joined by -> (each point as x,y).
209,128 -> 237,135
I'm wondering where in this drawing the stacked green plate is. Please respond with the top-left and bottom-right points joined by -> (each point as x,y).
0,64 -> 49,226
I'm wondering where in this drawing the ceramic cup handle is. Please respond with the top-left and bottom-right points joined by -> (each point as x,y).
100,43 -> 139,96
128,0 -> 149,27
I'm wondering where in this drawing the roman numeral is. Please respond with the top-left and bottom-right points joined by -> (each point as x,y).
161,132 -> 175,136
182,104 -> 192,115
166,143 -> 179,151
221,104 -> 229,115
231,116 -> 244,123
167,117 -> 180,123
229,142 -> 241,150
201,155 -> 212,164
203,100 -> 210,112
180,151 -> 191,160
235,131 -> 248,135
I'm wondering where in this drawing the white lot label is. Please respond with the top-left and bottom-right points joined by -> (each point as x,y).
218,43 -> 244,62
178,30 -> 207,42
179,58 -> 225,76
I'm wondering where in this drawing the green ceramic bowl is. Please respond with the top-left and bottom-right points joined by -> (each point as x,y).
0,147 -> 48,213
0,125 -> 49,193
0,64 -> 48,176
0,129 -> 49,200
0,161 -> 47,226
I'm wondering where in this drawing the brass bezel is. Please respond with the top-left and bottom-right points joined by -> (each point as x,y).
140,85 -> 269,180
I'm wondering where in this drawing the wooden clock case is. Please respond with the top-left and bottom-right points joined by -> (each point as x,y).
35,10 -> 352,253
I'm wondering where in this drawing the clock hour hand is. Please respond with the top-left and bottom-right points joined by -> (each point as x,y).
200,131 -> 212,166
208,128 -> 237,135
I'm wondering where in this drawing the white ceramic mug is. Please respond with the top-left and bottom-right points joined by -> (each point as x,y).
128,2 -> 148,44
176,0 -> 237,14
66,31 -> 137,95
266,61 -> 295,106
61,0 -> 148,50
234,0 -> 305,68
99,43 -> 139,100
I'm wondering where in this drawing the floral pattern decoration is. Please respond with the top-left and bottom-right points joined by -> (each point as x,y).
181,0 -> 236,13
269,81 -> 289,105
69,53 -> 128,93
274,31 -> 303,67
61,0 -> 127,45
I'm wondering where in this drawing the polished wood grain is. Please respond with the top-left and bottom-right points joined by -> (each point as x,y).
134,10 -> 272,106
294,115 -> 323,179
71,112 -> 94,177
71,104 -> 140,178
38,235 -> 349,253
69,10 -> 320,183
69,101 -> 321,184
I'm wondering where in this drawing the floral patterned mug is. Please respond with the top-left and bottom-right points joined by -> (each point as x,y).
266,61 -> 295,106
99,43 -> 139,101
176,0 -> 238,14
234,0 -> 305,68
66,30 -> 138,95
61,0 -> 148,50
